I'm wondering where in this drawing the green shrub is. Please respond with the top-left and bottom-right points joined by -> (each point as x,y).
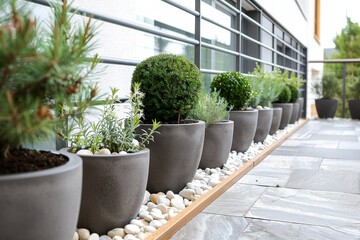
131,54 -> 201,123
210,72 -> 251,110
247,75 -> 262,108
276,85 -> 292,103
288,83 -> 299,103
313,72 -> 340,99
350,77 -> 360,99
188,90 -> 231,126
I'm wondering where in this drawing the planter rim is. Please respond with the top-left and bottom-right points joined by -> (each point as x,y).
257,108 -> 273,111
272,107 -> 283,110
348,98 -> 360,101
315,98 -> 338,101
273,103 -> 293,105
140,120 -> 205,127
209,120 -> 234,125
230,109 -> 258,113
0,150 -> 82,180
60,147 -> 149,159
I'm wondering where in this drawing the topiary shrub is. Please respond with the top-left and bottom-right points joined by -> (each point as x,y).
276,85 -> 292,103
287,83 -> 299,103
210,72 -> 251,110
131,54 -> 201,123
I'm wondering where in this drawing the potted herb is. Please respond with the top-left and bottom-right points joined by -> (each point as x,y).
188,90 -> 233,169
211,72 -> 255,152
131,53 -> 204,193
0,0 -> 99,239
348,77 -> 360,120
313,72 -> 340,118
273,69 -> 294,129
61,84 -> 159,234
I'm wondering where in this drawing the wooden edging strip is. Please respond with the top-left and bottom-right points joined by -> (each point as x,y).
146,119 -> 309,240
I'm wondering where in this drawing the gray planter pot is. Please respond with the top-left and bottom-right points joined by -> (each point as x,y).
0,151 -> 82,240
138,121 -> 205,193
273,103 -> 293,129
315,98 -> 338,118
199,120 -> 234,169
254,108 -> 274,143
62,148 -> 149,234
230,110 -> 258,152
269,107 -> 283,135
348,99 -> 360,120
297,97 -> 304,120
289,102 -> 300,124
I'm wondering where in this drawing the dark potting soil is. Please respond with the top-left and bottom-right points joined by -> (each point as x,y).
0,149 -> 68,175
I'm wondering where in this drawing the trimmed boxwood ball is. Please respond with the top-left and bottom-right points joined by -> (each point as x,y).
276,85 -> 292,103
288,84 -> 299,103
131,54 -> 201,123
210,72 -> 251,110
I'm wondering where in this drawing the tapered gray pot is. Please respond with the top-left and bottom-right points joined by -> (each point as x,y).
230,110 -> 258,152
289,102 -> 300,124
254,108 -> 273,143
315,98 -> 338,118
273,103 -> 293,129
199,120 -> 234,169
297,98 -> 304,120
348,99 -> 360,120
138,121 -> 205,193
0,151 -> 82,240
269,108 -> 283,135
62,148 -> 149,234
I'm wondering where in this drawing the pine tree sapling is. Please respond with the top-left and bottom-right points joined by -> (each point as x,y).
313,72 -> 341,99
210,72 -> 251,110
188,90 -> 231,127
0,0 -> 99,172
131,54 -> 202,124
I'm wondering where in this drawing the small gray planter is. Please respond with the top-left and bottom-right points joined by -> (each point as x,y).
138,121 -> 205,193
0,151 -> 82,240
315,98 -> 338,118
269,107 -> 283,135
199,120 -> 234,169
348,99 -> 360,120
62,148 -> 149,234
254,108 -> 273,143
289,102 -> 300,124
297,97 -> 304,120
273,103 -> 293,129
230,110 -> 258,152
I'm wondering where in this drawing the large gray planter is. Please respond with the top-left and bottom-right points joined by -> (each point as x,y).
289,102 -> 300,124
315,98 -> 338,118
269,108 -> 283,135
348,99 -> 360,120
273,103 -> 293,129
297,97 -> 304,120
199,120 -> 234,169
230,110 -> 258,152
0,151 -> 82,240
254,108 -> 273,143
138,121 -> 205,193
62,148 -> 149,234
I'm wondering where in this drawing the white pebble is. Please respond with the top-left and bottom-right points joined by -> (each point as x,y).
170,198 -> 185,210
168,208 -> 177,219
139,211 -> 153,222
150,211 -> 165,220
142,191 -> 150,205
88,233 -> 100,240
158,195 -> 170,206
112,236 -> 123,240
166,190 -> 175,199
100,236 -> 111,240
144,225 -> 157,233
124,224 -> 141,235
123,234 -> 138,240
208,178 -> 221,187
147,202 -> 157,210
130,219 -> 145,228
193,173 -> 203,180
119,151 -> 128,155
96,148 -> 111,155
149,220 -> 163,228
76,149 -> 93,155
179,189 -> 195,200
107,228 -> 125,238
77,228 -> 90,240
184,198 -> 191,206
73,231 -> 79,240
155,203 -> 168,214
194,187 -> 204,195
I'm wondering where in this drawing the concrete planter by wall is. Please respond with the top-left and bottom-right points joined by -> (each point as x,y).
315,98 -> 338,118
138,121 -> 205,193
199,120 -> 234,169
289,102 -> 300,124
230,109 -> 258,152
0,152 -> 82,240
273,103 -> 293,129
269,107 -> 283,135
297,97 -> 304,120
63,148 -> 149,235
254,108 -> 273,143
348,99 -> 360,120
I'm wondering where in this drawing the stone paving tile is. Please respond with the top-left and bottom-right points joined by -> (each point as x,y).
238,168 -> 292,187
204,184 -> 266,217
246,188 -> 360,229
309,134 -> 358,142
257,155 -> 322,170
321,158 -> 360,172
281,139 -> 339,149
272,146 -> 360,160
238,218 -> 360,240
170,213 -> 249,240
338,141 -> 360,150
285,169 -> 360,194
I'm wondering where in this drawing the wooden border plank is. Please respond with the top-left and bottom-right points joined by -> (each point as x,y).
146,119 -> 308,240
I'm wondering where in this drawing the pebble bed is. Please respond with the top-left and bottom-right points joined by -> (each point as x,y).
73,123 -> 296,240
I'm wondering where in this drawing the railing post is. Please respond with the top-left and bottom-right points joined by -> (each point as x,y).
342,63 -> 347,118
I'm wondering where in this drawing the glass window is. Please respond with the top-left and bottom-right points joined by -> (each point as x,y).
261,15 -> 273,32
201,48 -> 236,72
261,47 -> 273,63
201,20 -> 236,51
274,26 -> 283,39
261,30 -> 273,48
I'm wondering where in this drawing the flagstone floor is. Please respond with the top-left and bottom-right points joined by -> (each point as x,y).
171,119 -> 360,240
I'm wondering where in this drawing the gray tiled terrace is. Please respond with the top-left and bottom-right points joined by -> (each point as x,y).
171,119 -> 360,240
